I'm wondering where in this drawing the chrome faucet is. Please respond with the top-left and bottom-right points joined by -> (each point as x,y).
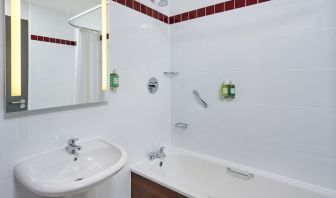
148,147 -> 166,161
66,138 -> 82,155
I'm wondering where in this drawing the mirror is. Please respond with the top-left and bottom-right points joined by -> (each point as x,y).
4,0 -> 109,112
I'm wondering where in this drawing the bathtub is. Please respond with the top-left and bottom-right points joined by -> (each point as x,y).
131,147 -> 336,198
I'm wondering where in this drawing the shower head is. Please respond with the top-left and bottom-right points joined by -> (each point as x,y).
158,0 -> 168,7
150,0 -> 168,7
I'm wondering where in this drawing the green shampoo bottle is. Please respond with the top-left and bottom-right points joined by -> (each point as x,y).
221,82 -> 230,98
110,70 -> 119,89
229,81 -> 235,99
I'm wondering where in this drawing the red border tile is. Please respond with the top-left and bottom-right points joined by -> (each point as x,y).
206,5 -> 215,16
215,3 -> 225,13
235,0 -> 245,9
181,12 -> 189,22
134,1 -> 141,12
197,8 -> 206,18
110,0 -> 270,25
189,10 -> 197,20
31,35 -> 77,46
116,0 -> 125,5
31,35 -> 38,40
140,4 -> 147,14
146,7 -> 153,17
125,0 -> 133,8
225,0 -> 235,11
246,0 -> 258,6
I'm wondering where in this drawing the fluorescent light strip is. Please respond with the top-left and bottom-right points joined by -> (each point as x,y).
11,0 -> 22,96
102,0 -> 107,91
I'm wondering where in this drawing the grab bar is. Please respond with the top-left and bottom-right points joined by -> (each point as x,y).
175,123 -> 188,129
193,90 -> 208,108
227,167 -> 255,180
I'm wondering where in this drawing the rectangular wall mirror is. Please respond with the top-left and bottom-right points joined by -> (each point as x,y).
4,0 -> 109,113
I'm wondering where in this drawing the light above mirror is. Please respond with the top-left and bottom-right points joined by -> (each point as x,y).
102,0 -> 107,91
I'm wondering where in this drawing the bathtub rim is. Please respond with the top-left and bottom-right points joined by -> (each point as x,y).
131,146 -> 336,198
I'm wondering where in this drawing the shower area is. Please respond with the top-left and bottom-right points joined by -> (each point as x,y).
169,0 -> 336,192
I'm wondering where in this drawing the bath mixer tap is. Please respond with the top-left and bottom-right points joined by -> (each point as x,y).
148,147 -> 166,161
66,138 -> 82,155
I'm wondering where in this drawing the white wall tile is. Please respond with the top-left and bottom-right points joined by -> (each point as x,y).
169,0 -> 206,16
246,137 -> 336,190
170,0 -> 336,190
260,29 -> 336,70
258,105 -> 336,150
260,0 -> 336,36
260,69 -> 336,109
0,123 -> 19,180
0,178 -> 15,198
203,6 -> 259,71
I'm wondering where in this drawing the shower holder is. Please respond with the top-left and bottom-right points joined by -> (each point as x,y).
163,72 -> 179,76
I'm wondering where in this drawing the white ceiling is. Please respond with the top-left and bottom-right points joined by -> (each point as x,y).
26,0 -> 101,17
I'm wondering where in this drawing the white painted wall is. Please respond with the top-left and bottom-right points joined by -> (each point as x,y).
0,1 -> 170,198
171,0 -> 336,190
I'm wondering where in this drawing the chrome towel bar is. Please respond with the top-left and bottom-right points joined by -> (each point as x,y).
227,167 -> 255,180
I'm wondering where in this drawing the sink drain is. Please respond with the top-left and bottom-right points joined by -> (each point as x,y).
75,178 -> 84,182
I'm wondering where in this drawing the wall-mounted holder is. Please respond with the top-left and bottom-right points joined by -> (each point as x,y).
163,72 -> 179,77
175,123 -> 188,129
193,90 -> 208,108
148,77 -> 159,94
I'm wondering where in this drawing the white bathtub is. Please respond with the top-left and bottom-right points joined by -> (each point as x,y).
131,147 -> 336,198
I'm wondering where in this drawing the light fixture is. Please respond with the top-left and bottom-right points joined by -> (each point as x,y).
101,0 -> 107,91
10,0 -> 22,96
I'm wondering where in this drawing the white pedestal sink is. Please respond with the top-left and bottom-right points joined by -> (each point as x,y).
14,138 -> 127,197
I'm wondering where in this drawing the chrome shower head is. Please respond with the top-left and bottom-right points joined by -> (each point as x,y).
158,0 -> 168,7
150,0 -> 168,7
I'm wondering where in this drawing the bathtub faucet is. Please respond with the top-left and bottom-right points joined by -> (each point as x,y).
148,147 -> 166,161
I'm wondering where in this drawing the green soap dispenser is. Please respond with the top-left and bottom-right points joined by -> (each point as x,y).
110,70 -> 119,89
221,81 -> 230,98
229,81 -> 235,99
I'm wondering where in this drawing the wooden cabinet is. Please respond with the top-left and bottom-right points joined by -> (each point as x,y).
131,173 -> 187,198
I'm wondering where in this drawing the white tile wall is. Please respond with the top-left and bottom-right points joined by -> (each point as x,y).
171,0 -> 336,190
0,1 -> 170,198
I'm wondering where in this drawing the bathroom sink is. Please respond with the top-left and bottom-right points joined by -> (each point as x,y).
14,138 -> 128,197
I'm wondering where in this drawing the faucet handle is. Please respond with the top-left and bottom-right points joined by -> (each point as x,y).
68,138 -> 79,145
160,146 -> 166,152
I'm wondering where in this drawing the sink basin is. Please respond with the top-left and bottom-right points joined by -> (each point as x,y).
14,138 -> 127,197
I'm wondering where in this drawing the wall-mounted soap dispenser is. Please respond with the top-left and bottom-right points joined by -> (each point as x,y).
110,70 -> 119,89
221,81 -> 235,99
221,81 -> 230,98
229,81 -> 235,99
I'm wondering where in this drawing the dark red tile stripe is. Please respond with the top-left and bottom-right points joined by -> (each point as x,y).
112,0 -> 270,25
31,35 -> 77,46
112,0 -> 169,24
171,0 -> 270,24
